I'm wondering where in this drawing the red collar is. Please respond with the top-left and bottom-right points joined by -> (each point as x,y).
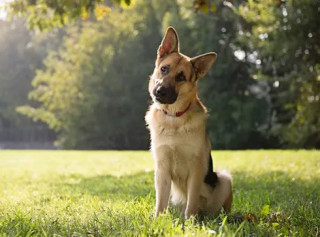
163,103 -> 192,117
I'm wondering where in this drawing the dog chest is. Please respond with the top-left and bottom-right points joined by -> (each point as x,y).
170,144 -> 201,181
153,141 -> 207,182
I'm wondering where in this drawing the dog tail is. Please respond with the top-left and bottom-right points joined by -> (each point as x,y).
216,170 -> 233,213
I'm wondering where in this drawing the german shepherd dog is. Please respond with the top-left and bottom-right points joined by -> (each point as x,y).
145,27 -> 232,218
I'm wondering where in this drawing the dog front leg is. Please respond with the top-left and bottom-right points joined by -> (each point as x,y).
155,168 -> 171,217
185,166 -> 202,218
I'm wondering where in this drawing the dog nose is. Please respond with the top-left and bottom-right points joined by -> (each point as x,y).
156,86 -> 167,97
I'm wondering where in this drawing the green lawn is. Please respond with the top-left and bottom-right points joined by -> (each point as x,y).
0,150 -> 319,236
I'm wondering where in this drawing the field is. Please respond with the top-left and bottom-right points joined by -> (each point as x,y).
0,150 -> 319,236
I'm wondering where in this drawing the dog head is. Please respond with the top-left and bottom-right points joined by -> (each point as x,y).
149,27 -> 217,106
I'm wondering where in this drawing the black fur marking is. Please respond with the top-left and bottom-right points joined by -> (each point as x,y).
204,153 -> 218,188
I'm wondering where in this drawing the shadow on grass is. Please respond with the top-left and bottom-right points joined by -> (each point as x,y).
57,169 -> 320,216
230,170 -> 320,231
233,170 -> 320,208
54,170 -> 319,234
57,171 -> 155,201
3,170 -> 319,236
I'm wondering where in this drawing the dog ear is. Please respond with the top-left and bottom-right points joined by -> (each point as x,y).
158,27 -> 179,58
191,53 -> 217,79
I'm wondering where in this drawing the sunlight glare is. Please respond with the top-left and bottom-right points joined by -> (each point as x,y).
0,0 -> 13,20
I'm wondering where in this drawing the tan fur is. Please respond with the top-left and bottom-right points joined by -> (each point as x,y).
145,27 -> 232,218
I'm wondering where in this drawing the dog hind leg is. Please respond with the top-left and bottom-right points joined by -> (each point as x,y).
216,170 -> 233,213
222,188 -> 233,213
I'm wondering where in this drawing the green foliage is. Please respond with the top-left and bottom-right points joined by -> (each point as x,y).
0,18 -> 62,134
0,19 -> 33,128
6,0 -> 131,30
161,0 -> 271,149
238,0 -> 320,148
0,150 -> 319,235
3,0 -> 319,149
18,1 -> 160,149
19,0 -> 272,149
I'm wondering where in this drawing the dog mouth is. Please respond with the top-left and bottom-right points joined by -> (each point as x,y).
155,96 -> 177,104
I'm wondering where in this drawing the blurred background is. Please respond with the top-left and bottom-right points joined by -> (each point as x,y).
0,0 -> 319,150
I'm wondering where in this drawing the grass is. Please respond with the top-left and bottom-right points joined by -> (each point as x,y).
0,150 -> 319,236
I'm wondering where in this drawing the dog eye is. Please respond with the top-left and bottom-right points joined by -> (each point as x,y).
160,65 -> 169,75
176,72 -> 186,82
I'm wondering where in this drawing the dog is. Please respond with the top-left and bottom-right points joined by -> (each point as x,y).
145,27 -> 232,218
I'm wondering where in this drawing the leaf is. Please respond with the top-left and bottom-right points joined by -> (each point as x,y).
211,3 -> 216,13
261,205 -> 270,216
94,5 -> 111,20
243,213 -> 258,222
200,4 -> 209,14
81,7 -> 90,20
124,0 -> 131,6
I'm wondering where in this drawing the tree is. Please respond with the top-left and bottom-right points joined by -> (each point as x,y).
238,0 -> 320,148
0,19 -> 33,129
0,18 -> 61,127
16,0 -> 320,149
0,18 -> 63,144
158,0 -> 272,149
18,0 -> 275,149
18,0 -> 161,149
5,0 -> 131,30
